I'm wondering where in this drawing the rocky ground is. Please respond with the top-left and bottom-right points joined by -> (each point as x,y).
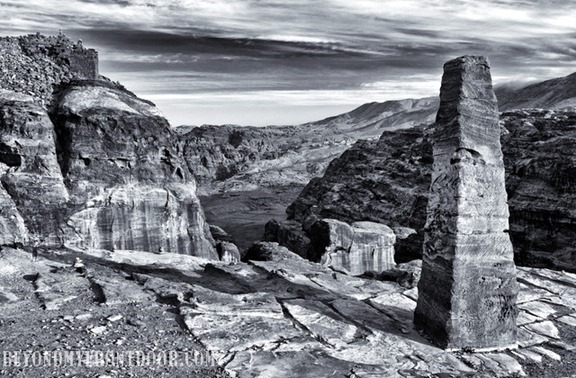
1,245 -> 575,377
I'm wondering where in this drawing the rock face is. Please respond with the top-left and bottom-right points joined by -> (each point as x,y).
263,219 -> 311,259
502,110 -> 576,271
286,109 -> 576,272
286,127 -> 432,264
264,218 -> 396,275
0,94 -> 69,241
50,80 -> 216,258
0,34 -> 218,258
413,56 -> 518,349
0,91 -> 68,244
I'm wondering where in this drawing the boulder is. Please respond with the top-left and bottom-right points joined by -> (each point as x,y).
243,242 -> 303,262
308,219 -> 395,275
217,241 -> 241,263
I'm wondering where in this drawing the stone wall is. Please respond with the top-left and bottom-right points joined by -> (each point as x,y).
0,33 -> 99,105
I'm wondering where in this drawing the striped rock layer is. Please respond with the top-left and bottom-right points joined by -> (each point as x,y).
414,56 -> 519,349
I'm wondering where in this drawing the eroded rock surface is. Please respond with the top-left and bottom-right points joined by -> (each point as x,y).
50,80 -> 216,258
0,93 -> 69,240
4,243 -> 576,377
286,109 -> 576,272
414,56 -> 518,349
309,219 -> 395,275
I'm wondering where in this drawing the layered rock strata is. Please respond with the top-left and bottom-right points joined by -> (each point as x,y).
309,219 -> 395,275
414,56 -> 518,349
286,109 -> 576,271
0,92 -> 68,244
50,80 -> 216,258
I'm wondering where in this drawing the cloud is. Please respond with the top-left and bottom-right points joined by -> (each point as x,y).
1,0 -> 575,125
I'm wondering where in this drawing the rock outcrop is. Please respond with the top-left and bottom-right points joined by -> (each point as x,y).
264,218 -> 395,275
50,80 -> 216,258
0,92 -> 69,241
263,219 -> 311,259
414,56 -> 518,349
0,33 -> 98,106
309,219 -> 395,275
0,34 -> 217,259
286,109 -> 576,272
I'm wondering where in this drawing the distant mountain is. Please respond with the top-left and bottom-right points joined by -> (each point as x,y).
304,97 -> 439,138
180,70 -> 576,195
496,72 -> 576,111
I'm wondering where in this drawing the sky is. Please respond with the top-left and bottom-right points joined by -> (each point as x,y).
1,0 -> 575,126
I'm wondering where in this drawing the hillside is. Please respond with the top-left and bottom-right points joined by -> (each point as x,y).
178,97 -> 438,194
496,72 -> 576,111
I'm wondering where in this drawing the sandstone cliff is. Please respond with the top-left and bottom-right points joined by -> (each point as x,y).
0,34 -> 217,259
49,80 -> 216,257
286,109 -> 576,272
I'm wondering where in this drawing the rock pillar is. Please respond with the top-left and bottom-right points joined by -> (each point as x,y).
414,56 -> 518,350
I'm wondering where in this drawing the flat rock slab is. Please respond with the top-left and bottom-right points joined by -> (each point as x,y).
517,282 -> 555,304
226,350 -> 395,378
187,286 -> 285,317
282,299 -> 360,348
523,320 -> 560,340
90,274 -> 153,305
33,270 -> 90,310
557,314 -> 576,327
183,312 -> 303,352
518,300 -> 558,319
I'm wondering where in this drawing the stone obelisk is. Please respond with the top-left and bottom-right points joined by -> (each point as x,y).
414,56 -> 518,350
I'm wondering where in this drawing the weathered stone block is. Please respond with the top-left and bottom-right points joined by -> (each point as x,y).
309,218 -> 395,275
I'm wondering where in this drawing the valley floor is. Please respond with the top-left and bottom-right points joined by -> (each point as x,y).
200,185 -> 304,251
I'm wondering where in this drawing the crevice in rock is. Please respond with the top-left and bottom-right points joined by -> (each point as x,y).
277,298 -> 335,348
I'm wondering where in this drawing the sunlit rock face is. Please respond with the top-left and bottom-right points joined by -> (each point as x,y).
309,219 -> 395,275
0,92 -> 68,242
414,56 -> 518,350
50,80 -> 216,258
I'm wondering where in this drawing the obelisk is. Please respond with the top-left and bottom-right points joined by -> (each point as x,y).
414,56 -> 518,350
